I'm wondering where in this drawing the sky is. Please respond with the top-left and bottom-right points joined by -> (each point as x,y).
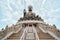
0,0 -> 60,30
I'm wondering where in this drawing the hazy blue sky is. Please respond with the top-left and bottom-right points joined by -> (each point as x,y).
0,0 -> 60,30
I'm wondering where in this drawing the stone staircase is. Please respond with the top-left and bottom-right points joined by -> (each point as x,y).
7,28 -> 24,40
24,27 -> 36,40
25,33 -> 36,40
36,27 -> 55,40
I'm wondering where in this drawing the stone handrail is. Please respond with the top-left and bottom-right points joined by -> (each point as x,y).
20,26 -> 39,40
20,27 -> 27,40
33,26 -> 39,40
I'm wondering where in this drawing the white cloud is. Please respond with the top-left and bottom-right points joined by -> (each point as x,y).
41,0 -> 47,7
0,0 -> 60,29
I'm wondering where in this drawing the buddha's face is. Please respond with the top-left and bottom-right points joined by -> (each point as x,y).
28,6 -> 33,11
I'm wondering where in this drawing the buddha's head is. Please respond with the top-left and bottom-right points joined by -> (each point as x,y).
28,5 -> 33,12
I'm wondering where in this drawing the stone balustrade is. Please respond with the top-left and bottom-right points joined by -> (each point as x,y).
38,23 -> 60,39
0,24 -> 22,40
46,26 -> 60,37
0,29 -> 7,39
55,29 -> 60,37
17,20 -> 44,24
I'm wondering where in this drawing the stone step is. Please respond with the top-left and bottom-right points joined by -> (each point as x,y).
7,28 -> 24,40
40,39 -> 55,40
7,39 -> 20,40
35,27 -> 55,40
38,33 -> 54,39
